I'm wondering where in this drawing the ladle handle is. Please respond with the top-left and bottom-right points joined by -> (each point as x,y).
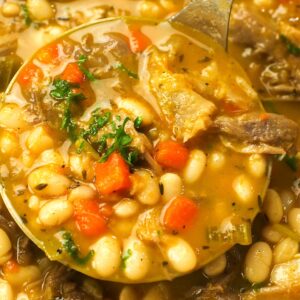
169,0 -> 234,49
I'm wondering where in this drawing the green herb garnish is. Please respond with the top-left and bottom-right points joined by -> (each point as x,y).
280,35 -> 300,56
62,232 -> 94,265
134,116 -> 143,129
121,249 -> 132,269
50,79 -> 85,141
115,63 -> 138,79
77,55 -> 95,81
99,117 -> 135,164
81,111 -> 111,139
21,4 -> 32,26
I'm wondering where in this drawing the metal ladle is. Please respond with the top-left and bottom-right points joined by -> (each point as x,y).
169,0 -> 233,49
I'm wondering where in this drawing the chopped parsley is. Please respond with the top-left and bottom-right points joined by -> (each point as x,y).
50,79 -> 85,141
134,116 -> 143,129
280,35 -> 300,56
121,248 -> 132,269
77,55 -> 95,81
99,117 -> 138,165
20,4 -> 32,26
81,111 -> 111,139
115,63 -> 138,79
62,232 -> 94,265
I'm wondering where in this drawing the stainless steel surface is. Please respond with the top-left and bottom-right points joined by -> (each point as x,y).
169,0 -> 234,49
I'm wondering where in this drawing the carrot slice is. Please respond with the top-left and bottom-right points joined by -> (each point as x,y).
128,27 -> 151,53
36,43 -> 59,64
61,63 -> 85,84
3,260 -> 20,274
17,62 -> 43,86
155,140 -> 189,170
95,152 -> 131,195
75,212 -> 107,237
163,196 -> 198,232
73,198 -> 107,237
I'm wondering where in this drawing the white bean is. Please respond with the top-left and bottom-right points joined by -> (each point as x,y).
160,0 -> 178,12
26,0 -> 54,21
38,198 -> 73,227
271,257 -> 300,288
142,284 -> 170,300
69,153 -> 94,182
244,242 -> 272,283
119,286 -> 138,300
280,189 -> 295,212
248,154 -> 267,178
68,185 -> 96,203
232,174 -> 254,203
131,170 -> 160,205
37,149 -> 64,166
28,195 -> 40,211
0,104 -> 26,130
183,150 -> 206,184
254,0 -> 274,8
273,237 -> 298,265
163,235 -> 197,273
288,208 -> 300,235
118,98 -> 155,126
137,1 -> 165,18
16,293 -> 29,300
159,173 -> 182,203
0,280 -> 13,300
123,238 -> 150,281
21,150 -> 35,168
0,130 -> 20,156
203,254 -> 227,277
114,199 -> 140,218
207,151 -> 225,171
28,166 -> 71,197
1,3 -> 20,17
26,126 -> 54,154
263,189 -> 283,224
4,265 -> 40,287
262,225 -> 282,244
0,229 -> 12,259
91,235 -> 121,277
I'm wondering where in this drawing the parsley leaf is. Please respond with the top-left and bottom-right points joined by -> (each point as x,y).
62,231 -> 94,265
280,35 -> 300,56
100,117 -> 134,164
115,63 -> 138,79
81,111 -> 111,139
134,116 -> 143,129
77,55 -> 95,81
50,79 -> 85,141
121,249 -> 132,269
20,4 -> 32,27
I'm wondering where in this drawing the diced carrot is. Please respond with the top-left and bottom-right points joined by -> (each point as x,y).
128,27 -> 151,53
163,196 -> 198,232
61,63 -> 85,84
75,212 -> 107,237
259,113 -> 270,121
3,260 -> 20,274
73,198 -> 107,237
155,140 -> 189,170
73,198 -> 99,216
36,43 -> 59,64
95,152 -> 131,195
17,62 -> 43,86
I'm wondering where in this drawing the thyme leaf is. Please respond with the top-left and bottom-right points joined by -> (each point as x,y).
77,55 -> 95,81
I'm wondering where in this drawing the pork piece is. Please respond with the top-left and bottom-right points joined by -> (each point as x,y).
214,113 -> 299,154
142,46 -> 216,142
230,3 -> 277,53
